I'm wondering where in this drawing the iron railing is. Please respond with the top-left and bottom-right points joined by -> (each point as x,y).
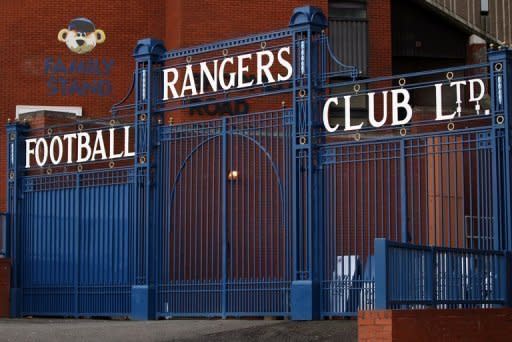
375,238 -> 511,309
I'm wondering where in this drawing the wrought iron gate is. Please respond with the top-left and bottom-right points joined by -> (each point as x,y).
5,6 -> 512,319
155,110 -> 293,317
318,56 -> 512,316
7,116 -> 138,317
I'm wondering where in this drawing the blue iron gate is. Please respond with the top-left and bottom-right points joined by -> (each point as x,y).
318,56 -> 512,316
156,110 -> 294,317
7,116 -> 138,317
19,172 -> 133,316
5,6 -> 512,319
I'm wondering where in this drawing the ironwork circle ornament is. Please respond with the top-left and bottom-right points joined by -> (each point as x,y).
109,161 -> 115,169
9,132 -> 16,141
446,72 -> 454,81
447,122 -> 455,131
9,171 -> 15,180
47,128 -> 53,135
222,48 -> 229,56
109,119 -> 116,126
353,84 -> 361,93
140,113 -> 147,121
398,78 -> 406,87
298,89 -> 306,97
139,155 -> 147,164
186,55 -> 192,63
77,164 -> 83,172
260,41 -> 267,49
400,127 -> 407,136
46,167 -> 52,175
354,132 -> 361,141
299,136 -> 307,145
497,115 -> 505,125
495,63 -> 503,72
78,124 -> 84,131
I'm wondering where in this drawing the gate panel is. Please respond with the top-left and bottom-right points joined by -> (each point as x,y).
20,170 -> 133,316
158,120 -> 224,316
157,109 -> 293,317
225,113 -> 292,316
317,57 -> 509,315
78,177 -> 132,315
21,184 -> 75,315
320,129 -> 502,316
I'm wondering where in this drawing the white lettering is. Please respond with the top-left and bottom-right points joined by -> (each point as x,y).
219,57 -> 236,90
123,126 -> 135,157
391,89 -> 412,126
237,53 -> 254,88
256,50 -> 275,85
277,47 -> 293,82
25,138 -> 37,168
469,78 -> 486,114
35,138 -> 48,167
323,97 -> 339,132
91,130 -> 107,161
368,91 -> 388,128
450,80 -> 466,117
163,68 -> 179,100
344,95 -> 364,131
435,83 -> 455,121
76,132 -> 92,163
199,60 -> 218,94
49,136 -> 63,165
109,128 -> 124,159
63,133 -> 77,164
181,64 -> 198,98
161,47 -> 294,100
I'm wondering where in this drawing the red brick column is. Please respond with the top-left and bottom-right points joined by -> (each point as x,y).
367,0 -> 392,78
0,259 -> 10,317
359,309 -> 512,341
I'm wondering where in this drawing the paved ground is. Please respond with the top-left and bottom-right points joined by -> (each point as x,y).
0,318 -> 357,342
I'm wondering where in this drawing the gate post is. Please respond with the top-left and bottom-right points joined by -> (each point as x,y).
374,239 -> 389,310
131,38 -> 166,320
6,121 -> 24,317
488,48 -> 512,252
289,6 -> 327,320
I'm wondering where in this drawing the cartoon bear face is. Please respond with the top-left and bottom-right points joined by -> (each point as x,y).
58,18 -> 105,54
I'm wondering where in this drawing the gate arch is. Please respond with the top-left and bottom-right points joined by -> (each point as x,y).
157,112 -> 293,317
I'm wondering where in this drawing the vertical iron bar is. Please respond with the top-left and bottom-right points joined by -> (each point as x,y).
221,118 -> 228,318
400,140 -> 408,242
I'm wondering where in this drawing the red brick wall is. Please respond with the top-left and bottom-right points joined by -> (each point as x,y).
359,309 -> 512,342
0,259 -> 10,317
0,0 -> 335,211
0,1 -> 393,223
368,0 -> 392,78
0,0 -> 167,211
167,0 -> 327,48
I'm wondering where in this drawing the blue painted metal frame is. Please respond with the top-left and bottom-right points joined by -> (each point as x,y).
374,238 -> 512,309
0,213 -> 8,257
5,6 -> 512,320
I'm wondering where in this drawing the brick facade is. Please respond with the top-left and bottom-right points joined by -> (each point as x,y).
0,0 -> 393,211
